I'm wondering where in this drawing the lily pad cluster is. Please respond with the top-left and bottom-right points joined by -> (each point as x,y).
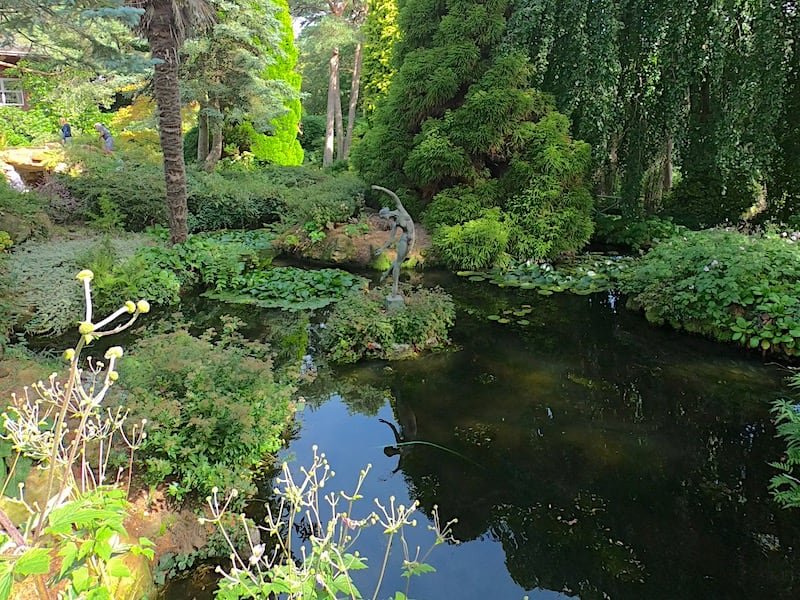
487,305 -> 535,326
205,267 -> 368,311
458,254 -> 634,296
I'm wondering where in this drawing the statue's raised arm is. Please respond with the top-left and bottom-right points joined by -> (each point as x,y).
372,185 -> 415,256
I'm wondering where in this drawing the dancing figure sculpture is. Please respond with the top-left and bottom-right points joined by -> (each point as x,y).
373,185 -> 415,307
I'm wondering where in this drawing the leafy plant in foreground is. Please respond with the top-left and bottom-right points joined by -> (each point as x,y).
207,447 -> 457,599
0,270 -> 153,599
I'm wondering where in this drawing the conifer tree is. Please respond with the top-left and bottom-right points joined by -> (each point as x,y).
352,0 -> 594,265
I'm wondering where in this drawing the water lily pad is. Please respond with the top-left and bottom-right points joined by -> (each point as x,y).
487,314 -> 500,321
468,275 -> 486,282
517,319 -> 530,325
497,318 -> 511,324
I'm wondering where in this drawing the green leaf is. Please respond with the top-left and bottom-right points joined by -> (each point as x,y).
0,571 -> 13,600
749,336 -> 761,348
71,566 -> 91,593
58,541 -> 78,580
13,548 -> 51,576
106,557 -> 132,579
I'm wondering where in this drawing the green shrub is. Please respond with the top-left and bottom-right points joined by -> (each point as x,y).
58,148 -> 167,230
320,286 -> 455,363
432,209 -> 510,270
770,384 -> 800,509
665,169 -> 757,229
90,230 -> 273,311
592,215 -> 686,251
187,170 -> 285,231
506,183 -> 594,261
423,182 -> 498,230
0,106 -> 57,147
623,228 -> 800,356
299,114 -> 326,155
281,172 -> 367,229
119,329 -> 294,501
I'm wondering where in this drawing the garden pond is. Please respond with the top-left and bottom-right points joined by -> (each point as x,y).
160,271 -> 800,599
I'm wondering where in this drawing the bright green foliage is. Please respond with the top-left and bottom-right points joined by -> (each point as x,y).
433,209 -> 510,270
120,329 -> 294,501
58,147 -> 361,232
89,230 -> 274,311
592,215 -> 686,251
205,266 -> 367,311
320,286 -> 455,363
623,229 -> 800,357
361,0 -> 400,115
353,0 -> 594,262
248,0 -> 304,165
770,390 -> 800,509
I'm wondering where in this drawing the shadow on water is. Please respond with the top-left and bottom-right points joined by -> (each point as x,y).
162,272 -> 800,599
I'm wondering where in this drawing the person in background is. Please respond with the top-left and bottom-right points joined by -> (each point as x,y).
94,123 -> 113,154
59,118 -> 72,145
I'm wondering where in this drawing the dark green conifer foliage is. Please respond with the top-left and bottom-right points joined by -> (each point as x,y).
353,0 -> 594,264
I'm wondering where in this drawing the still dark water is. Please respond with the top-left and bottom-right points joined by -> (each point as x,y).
163,275 -> 800,599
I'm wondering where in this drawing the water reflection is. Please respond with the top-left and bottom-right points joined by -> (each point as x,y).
321,280 -> 800,599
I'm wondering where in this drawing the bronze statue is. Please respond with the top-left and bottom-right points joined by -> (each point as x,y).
373,185 -> 415,302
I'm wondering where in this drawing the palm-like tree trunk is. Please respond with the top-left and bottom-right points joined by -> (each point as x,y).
146,0 -> 189,244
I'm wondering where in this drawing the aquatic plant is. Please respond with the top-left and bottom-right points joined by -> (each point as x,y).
320,286 -> 455,364
207,446 -> 457,600
770,372 -> 800,509
458,253 -> 634,297
206,267 -> 368,311
0,270 -> 154,599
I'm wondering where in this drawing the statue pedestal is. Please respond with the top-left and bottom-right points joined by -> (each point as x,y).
385,294 -> 405,311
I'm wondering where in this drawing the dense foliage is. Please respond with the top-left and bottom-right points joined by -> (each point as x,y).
57,148 -> 366,232
120,328 -> 294,500
320,286 -> 455,363
352,0 -> 594,263
623,229 -> 800,357
505,0 -> 799,225
771,383 -> 800,509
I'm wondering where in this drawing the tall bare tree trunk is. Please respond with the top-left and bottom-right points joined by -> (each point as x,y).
323,48 -> 340,167
343,41 -> 363,159
662,134 -> 673,194
204,100 -> 223,171
147,0 -> 189,245
334,68 -> 344,161
197,100 -> 209,163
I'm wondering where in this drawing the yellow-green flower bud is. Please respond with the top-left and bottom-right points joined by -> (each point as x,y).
104,346 -> 124,360
125,300 -> 136,314
76,269 -> 94,282
62,348 -> 75,362
108,371 -> 119,382
136,300 -> 151,314
83,334 -> 95,345
78,321 -> 95,335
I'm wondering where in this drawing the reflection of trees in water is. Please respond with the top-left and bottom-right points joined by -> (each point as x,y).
300,371 -> 393,416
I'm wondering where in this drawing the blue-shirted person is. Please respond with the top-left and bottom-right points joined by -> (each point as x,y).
94,123 -> 113,154
59,118 -> 72,145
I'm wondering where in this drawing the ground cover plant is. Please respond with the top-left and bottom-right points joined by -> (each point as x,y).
320,286 -> 455,364
622,228 -> 800,357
